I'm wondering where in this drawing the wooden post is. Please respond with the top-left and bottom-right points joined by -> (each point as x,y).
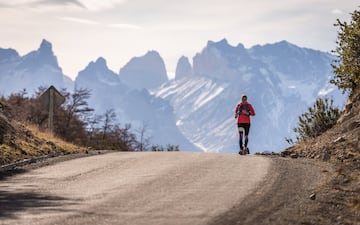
48,87 -> 54,134
39,86 -> 64,135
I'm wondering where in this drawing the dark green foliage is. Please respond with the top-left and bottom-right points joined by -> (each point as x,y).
331,8 -> 360,94
288,7 -> 359,145
166,144 -> 180,151
293,97 -> 341,142
151,144 -> 180,151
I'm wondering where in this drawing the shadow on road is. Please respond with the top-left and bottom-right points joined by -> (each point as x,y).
0,168 -> 28,181
0,190 -> 75,219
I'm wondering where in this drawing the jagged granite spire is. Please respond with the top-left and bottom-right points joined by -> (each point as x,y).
119,50 -> 168,90
18,39 -> 60,71
76,57 -> 121,86
175,56 -> 193,80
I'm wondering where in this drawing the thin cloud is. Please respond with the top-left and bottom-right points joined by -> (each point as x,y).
59,17 -> 143,29
34,0 -> 84,8
0,0 -> 30,7
0,0 -> 84,8
0,0 -> 126,11
75,0 -> 127,11
60,17 -> 100,25
107,23 -> 144,30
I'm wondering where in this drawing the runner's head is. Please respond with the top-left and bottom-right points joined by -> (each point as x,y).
241,95 -> 247,103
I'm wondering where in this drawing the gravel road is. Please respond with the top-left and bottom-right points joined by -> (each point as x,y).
0,152 -> 328,225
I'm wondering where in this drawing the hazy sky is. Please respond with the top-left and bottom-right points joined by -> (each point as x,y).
0,0 -> 358,80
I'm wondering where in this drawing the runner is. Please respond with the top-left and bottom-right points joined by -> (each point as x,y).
234,95 -> 255,154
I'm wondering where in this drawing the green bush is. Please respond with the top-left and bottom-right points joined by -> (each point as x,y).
331,8 -> 360,95
293,97 -> 341,142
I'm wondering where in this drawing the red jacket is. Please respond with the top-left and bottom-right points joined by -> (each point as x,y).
235,102 -> 255,124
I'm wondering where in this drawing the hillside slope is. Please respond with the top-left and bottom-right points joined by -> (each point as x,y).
282,89 -> 360,224
0,106 -> 84,166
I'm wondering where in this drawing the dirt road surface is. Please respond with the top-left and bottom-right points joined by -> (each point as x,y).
0,152 -> 327,225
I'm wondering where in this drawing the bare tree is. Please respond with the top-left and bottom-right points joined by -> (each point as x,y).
51,87 -> 94,144
85,113 -> 103,147
135,122 -> 151,151
102,109 -> 116,140
63,87 -> 94,128
113,123 -> 137,151
6,89 -> 30,121
87,113 -> 103,134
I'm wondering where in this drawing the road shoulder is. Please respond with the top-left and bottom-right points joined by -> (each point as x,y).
207,157 -> 333,225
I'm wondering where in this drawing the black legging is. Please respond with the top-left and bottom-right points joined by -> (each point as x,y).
237,123 -> 250,148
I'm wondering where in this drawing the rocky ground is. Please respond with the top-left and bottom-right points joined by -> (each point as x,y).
207,156 -> 330,225
281,90 -> 360,225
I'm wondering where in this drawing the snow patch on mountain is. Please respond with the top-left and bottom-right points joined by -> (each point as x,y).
0,38 -> 346,153
194,85 -> 224,110
76,56 -> 200,151
154,39 -> 346,153
154,77 -> 235,152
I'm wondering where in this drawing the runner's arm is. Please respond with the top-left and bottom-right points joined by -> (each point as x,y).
249,104 -> 255,116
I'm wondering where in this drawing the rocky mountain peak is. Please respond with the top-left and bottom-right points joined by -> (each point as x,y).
82,57 -> 101,71
0,39 -> 72,96
0,48 -> 20,64
19,39 -> 60,70
192,39 -> 251,80
37,39 -> 58,67
206,38 -> 246,52
38,39 -> 53,54
88,57 -> 107,70
144,50 -> 161,59
76,57 -> 120,86
207,38 -> 228,47
175,56 -> 192,80
119,50 -> 168,90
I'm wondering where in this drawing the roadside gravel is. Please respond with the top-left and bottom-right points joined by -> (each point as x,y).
208,157 -> 334,225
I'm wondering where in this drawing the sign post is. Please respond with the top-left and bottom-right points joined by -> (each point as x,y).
39,86 -> 65,134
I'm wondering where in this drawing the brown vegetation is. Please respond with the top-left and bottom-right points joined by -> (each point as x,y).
0,87 -> 138,153
0,111 -> 84,166
0,86 -> 179,166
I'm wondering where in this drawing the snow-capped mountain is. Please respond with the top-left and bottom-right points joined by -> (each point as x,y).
119,50 -> 168,90
75,57 -> 199,151
153,39 -> 345,153
0,39 -> 73,96
0,40 -> 198,150
0,38 -> 346,153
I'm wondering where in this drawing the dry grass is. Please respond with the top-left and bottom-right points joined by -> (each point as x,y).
26,124 -> 84,153
0,119 -> 85,166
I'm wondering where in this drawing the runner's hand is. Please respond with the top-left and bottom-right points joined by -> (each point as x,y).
242,110 -> 249,116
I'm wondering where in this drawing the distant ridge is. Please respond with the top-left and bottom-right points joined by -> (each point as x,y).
0,39 -> 346,152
